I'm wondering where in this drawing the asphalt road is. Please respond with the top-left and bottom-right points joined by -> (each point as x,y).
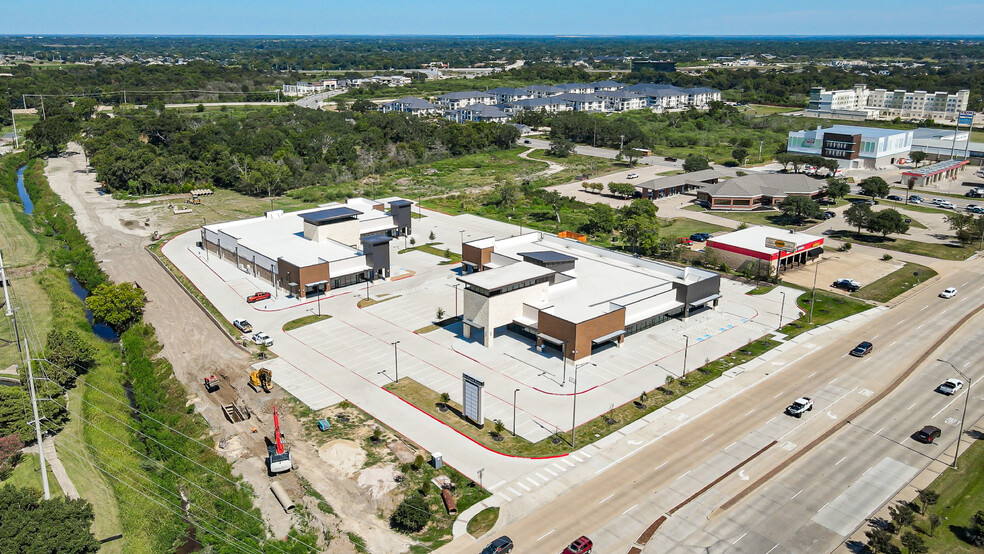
520,137 -> 676,168
453,263 -> 984,554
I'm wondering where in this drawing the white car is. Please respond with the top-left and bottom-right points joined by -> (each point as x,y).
252,332 -> 274,346
939,378 -> 964,395
626,173 -> 639,179
938,201 -> 955,209
940,287 -> 957,298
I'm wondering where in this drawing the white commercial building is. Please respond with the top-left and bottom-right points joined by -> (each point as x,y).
787,125 -> 913,169
806,84 -> 969,122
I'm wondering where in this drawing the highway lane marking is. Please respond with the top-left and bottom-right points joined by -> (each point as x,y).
702,433 -> 715,442
965,360 -> 972,367
725,442 -> 737,451
908,403 -> 917,411
733,532 -> 748,545
622,504 -> 638,515
933,393 -> 963,418
963,281 -> 970,287
941,309 -> 948,315
875,427 -> 884,436
767,417 -> 777,425
766,544 -> 780,554
921,305 -> 928,311
744,409 -> 756,416
518,482 -> 532,491
819,502 -> 830,513
790,489 -> 803,500
488,480 -> 507,490
889,340 -> 898,347
871,334 -> 880,340
599,493 -> 616,504
917,324 -> 925,329
773,391 -> 785,398
829,378 -> 838,385
527,477 -> 540,487
835,456 -> 847,465
896,319 -> 905,326
676,470 -> 691,481
545,468 -> 558,477
536,529 -> 556,541
808,371 -> 817,379
840,353 -> 849,358
654,461 -> 668,471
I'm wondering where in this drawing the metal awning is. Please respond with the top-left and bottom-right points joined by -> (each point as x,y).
689,293 -> 721,307
305,280 -> 328,287
536,332 -> 565,346
462,318 -> 484,330
807,247 -> 823,257
287,282 -> 299,287
591,329 -> 625,345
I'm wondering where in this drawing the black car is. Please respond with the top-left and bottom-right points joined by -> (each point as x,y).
886,194 -> 904,202
850,341 -> 873,357
915,425 -> 941,444
689,233 -> 711,242
823,211 -> 836,220
832,278 -> 861,292
482,536 -> 514,554
849,198 -> 878,205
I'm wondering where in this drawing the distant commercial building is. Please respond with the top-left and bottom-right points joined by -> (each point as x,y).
787,125 -> 913,169
696,173 -> 825,210
705,226 -> 824,276
805,85 -> 970,122
282,79 -> 339,96
911,128 -> 984,162
900,159 -> 970,188
201,198 -> 413,298
633,169 -> 731,201
457,233 -> 721,360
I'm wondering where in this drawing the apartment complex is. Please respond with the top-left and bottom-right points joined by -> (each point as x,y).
787,125 -> 913,169
805,85 -> 970,121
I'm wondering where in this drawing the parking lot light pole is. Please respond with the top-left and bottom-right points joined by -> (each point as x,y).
571,361 -> 596,449
392,341 -> 401,383
453,283 -> 460,317
562,342 -> 570,387
682,334 -> 690,377
778,291 -> 787,330
513,388 -> 520,436
938,358 -> 971,469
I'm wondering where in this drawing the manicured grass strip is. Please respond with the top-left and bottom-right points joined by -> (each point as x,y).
466,507 -> 499,538
659,217 -> 730,240
746,285 -> 776,295
358,294 -> 400,308
852,262 -> 937,303
782,290 -> 872,339
400,242 -> 462,263
1,453 -> 64,497
829,230 -> 977,260
282,314 -> 332,332
916,439 -> 984,553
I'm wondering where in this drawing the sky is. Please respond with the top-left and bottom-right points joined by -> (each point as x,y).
3,1 -> 984,36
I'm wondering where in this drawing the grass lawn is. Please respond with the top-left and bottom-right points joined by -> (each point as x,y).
747,285 -> 777,295
282,314 -> 332,332
827,230 -> 977,260
740,104 -> 801,116
135,188 -> 314,234
852,262 -> 938,303
467,507 -> 499,538
852,195 -> 951,215
357,294 -> 400,308
525,150 -> 623,183
399,242 -> 462,263
0,202 -> 41,267
780,290 -> 872,339
659,217 -> 730,240
1,113 -> 41,138
0,274 -> 52,372
1,453 -> 64,498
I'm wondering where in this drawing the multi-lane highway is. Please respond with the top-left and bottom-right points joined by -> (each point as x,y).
452,264 -> 984,554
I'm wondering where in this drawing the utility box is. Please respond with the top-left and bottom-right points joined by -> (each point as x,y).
431,452 -> 443,469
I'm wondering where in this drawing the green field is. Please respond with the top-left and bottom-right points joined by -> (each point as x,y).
1,113 -> 41,139
0,453 -> 64,498
852,262 -> 938,303
0,202 -> 41,267
739,104 -> 801,116
659,217 -> 730,240
683,204 -> 822,231
829,230 -> 977,260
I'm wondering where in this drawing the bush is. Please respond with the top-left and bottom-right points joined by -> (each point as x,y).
391,494 -> 431,533
723,160 -> 740,167
882,253 -> 893,260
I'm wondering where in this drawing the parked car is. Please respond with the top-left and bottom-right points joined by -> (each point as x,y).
233,318 -> 253,333
938,378 -> 964,395
940,287 -> 957,298
909,195 -> 924,204
970,207 -> 984,214
247,291 -> 272,303
252,332 -> 274,347
664,156 -> 677,162
678,237 -> 694,245
915,425 -> 941,444
849,198 -> 877,205
627,173 -> 639,179
832,278 -> 861,292
932,198 -> 944,205
693,232 -> 712,241
689,233 -> 711,242
482,536 -> 514,554
523,139 -> 532,144
563,536 -> 593,554
785,397 -> 814,418
823,211 -> 836,220
818,198 -> 836,206
850,341 -> 873,357
886,194 -> 904,201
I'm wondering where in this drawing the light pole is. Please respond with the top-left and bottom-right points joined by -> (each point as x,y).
561,342 -> 570,387
513,388 -> 520,436
938,358 -> 971,469
809,258 -> 822,324
201,217 -> 209,260
392,341 -> 401,383
453,283 -> 460,317
459,230 -> 465,252
571,360 -> 596,449
778,291 -> 787,330
682,334 -> 690,377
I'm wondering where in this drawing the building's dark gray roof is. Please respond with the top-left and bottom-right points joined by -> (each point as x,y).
454,104 -> 510,118
437,91 -> 494,100
556,92 -> 604,102
556,83 -> 592,91
635,169 -> 731,191
509,97 -> 568,108
596,90 -> 645,99
519,251 -> 577,264
526,84 -> 563,93
361,235 -> 393,245
624,83 -> 690,97
591,80 -> 624,88
301,207 -> 361,225
699,173 -> 822,199
389,199 -> 413,207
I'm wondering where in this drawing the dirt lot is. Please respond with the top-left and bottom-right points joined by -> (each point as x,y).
44,144 -> 415,553
779,248 -> 904,294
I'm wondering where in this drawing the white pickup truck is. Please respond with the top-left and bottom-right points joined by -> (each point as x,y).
785,397 -> 813,418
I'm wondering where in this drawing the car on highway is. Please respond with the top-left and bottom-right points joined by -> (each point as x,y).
247,291 -> 272,303
785,397 -> 814,418
940,287 -> 957,299
938,379 -> 964,395
909,195 -> 924,203
970,207 -> 984,214
832,278 -> 861,292
233,318 -> 253,333
823,211 -> 836,220
627,173 -> 639,179
886,194 -> 904,202
938,200 -> 955,209
966,204 -> 979,211
562,536 -> 593,554
850,341 -> 873,357
915,425 -> 941,444
482,536 -> 514,554
252,332 -> 274,347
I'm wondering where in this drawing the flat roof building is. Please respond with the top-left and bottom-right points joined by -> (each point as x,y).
787,125 -> 913,169
900,159 -> 970,188
457,233 -> 721,361
201,197 -> 413,298
705,226 -> 823,277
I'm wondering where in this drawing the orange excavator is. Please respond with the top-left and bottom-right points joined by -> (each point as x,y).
267,406 -> 292,473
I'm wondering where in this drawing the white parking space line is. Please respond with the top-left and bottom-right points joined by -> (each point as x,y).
489,480 -> 507,490
622,504 -> 638,515
518,482 -> 531,492
571,454 -> 583,462
908,403 -> 917,411
733,532 -> 748,545
552,463 -> 566,472
527,477 -> 540,487
545,468 -> 558,477
563,459 -> 575,468
507,487 -> 521,497
535,472 -> 548,483
599,493 -> 616,504
766,544 -> 780,554
579,451 -> 592,458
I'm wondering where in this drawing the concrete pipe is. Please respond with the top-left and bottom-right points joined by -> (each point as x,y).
270,481 -> 295,514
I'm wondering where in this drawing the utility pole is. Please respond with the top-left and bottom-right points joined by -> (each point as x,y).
0,248 -> 12,317
809,258 -> 821,324
10,110 -> 18,149
25,339 -> 51,499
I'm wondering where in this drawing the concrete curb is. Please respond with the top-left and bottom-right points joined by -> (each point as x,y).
451,496 -> 503,539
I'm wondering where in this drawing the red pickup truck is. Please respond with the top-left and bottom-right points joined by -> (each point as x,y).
247,291 -> 271,303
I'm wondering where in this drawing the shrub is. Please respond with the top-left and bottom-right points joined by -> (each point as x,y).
882,253 -> 893,260
428,230 -> 435,240
391,494 -> 431,533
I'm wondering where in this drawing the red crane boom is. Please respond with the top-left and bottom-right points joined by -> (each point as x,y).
273,406 -> 285,455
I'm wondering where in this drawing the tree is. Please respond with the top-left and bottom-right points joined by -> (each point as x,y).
435,307 -> 446,320
683,154 -> 710,173
351,98 -> 376,113
910,150 -> 928,168
390,493 -> 431,533
731,147 -> 748,164
916,489 -> 938,515
0,485 -> 100,553
780,196 -> 822,222
865,527 -> 897,554
972,510 -> 984,547
580,203 -> 618,236
889,503 -> 915,533
84,282 -> 146,331
607,182 -> 635,198
0,435 -> 23,479
867,209 -> 910,237
927,513 -> 942,537
547,138 -> 575,158
844,203 -> 873,233
620,143 -> 644,165
439,392 -> 450,412
25,114 -> 81,157
900,531 -> 927,554
541,190 -> 567,223
859,176 -> 890,199
825,178 -> 850,199
0,388 -> 31,442
493,182 -> 521,210
44,329 -> 95,386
